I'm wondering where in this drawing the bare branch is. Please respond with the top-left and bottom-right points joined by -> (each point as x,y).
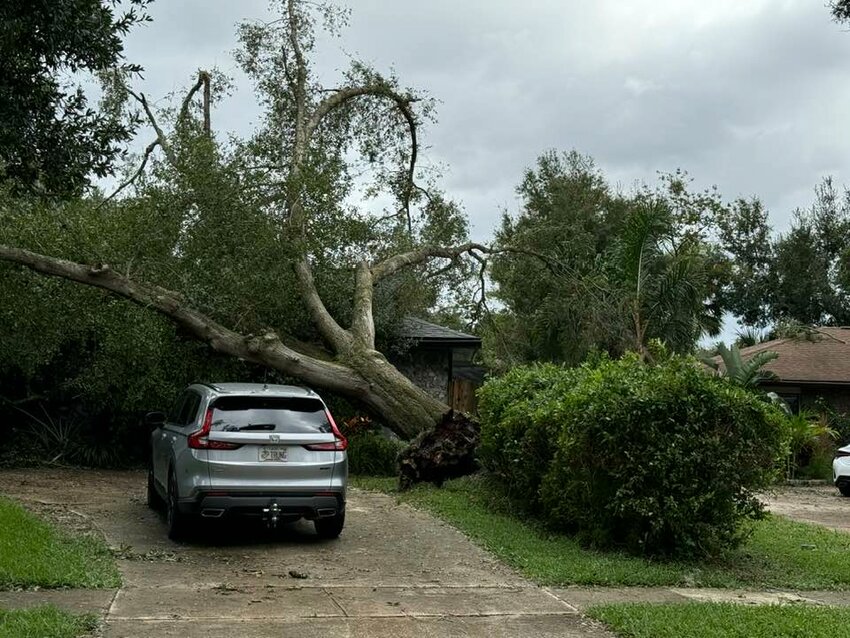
294,259 -> 351,350
98,140 -> 159,207
307,83 -> 419,234
178,71 -> 212,135
203,72 -> 211,134
469,257 -> 490,326
371,242 -> 489,282
128,90 -> 176,165
287,0 -> 308,112
350,261 -> 375,348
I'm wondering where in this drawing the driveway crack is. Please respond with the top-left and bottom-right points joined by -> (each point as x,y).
323,587 -> 349,617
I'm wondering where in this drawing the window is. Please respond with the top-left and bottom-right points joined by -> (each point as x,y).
166,394 -> 185,424
178,391 -> 202,425
167,391 -> 202,425
209,397 -> 331,434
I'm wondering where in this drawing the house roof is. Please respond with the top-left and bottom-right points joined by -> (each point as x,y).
725,327 -> 850,386
399,317 -> 481,347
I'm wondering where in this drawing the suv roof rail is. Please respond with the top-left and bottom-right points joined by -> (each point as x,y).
194,382 -> 223,392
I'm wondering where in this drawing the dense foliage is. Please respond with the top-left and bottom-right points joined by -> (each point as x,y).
0,0 -> 150,196
720,178 -> 850,327
346,432 -> 405,476
338,415 -> 406,476
478,355 -> 787,558
485,154 -> 725,370
486,153 -> 850,369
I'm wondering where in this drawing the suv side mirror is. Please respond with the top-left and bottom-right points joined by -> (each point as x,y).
145,411 -> 166,427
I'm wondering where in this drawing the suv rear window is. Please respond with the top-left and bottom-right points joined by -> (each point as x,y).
210,397 -> 331,434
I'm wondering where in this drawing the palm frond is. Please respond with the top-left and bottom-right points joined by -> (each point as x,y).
618,198 -> 671,294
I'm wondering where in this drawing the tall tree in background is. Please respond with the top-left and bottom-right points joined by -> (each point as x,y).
486,154 -> 723,368
487,152 -> 628,368
773,181 -> 850,325
0,0 -> 486,438
718,178 -> 850,329
716,198 -> 773,327
0,0 -> 151,196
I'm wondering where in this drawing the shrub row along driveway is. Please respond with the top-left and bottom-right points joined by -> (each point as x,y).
0,469 -> 610,638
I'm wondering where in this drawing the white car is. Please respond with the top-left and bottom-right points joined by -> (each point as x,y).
832,444 -> 850,496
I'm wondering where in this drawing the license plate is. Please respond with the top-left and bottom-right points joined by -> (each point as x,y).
259,446 -> 288,462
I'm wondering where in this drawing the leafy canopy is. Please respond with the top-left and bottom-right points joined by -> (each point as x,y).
485,152 -> 725,369
0,0 -> 151,196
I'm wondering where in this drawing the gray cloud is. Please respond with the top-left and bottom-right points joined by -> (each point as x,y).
121,0 -> 850,239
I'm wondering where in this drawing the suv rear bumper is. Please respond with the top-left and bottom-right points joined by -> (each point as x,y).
178,491 -> 345,521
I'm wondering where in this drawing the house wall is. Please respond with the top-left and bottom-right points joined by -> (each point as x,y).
392,349 -> 450,404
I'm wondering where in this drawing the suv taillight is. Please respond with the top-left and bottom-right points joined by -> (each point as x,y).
303,409 -> 348,451
188,408 -> 242,450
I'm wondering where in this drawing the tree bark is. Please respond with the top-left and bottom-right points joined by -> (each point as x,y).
0,244 -> 445,439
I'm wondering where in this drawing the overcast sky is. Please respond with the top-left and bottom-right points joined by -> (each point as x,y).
123,0 -> 850,243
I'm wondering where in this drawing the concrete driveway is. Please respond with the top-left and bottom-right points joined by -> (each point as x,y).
0,469 -> 611,637
765,484 -> 850,533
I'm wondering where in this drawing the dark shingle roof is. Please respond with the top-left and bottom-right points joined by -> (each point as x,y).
717,327 -> 850,385
399,317 -> 481,347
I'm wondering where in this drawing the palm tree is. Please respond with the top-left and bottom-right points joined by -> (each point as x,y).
735,327 -> 769,348
616,198 -> 721,358
702,342 -> 778,387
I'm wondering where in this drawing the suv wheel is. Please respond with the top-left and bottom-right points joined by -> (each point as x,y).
839,483 -> 850,497
314,511 -> 345,539
166,469 -> 191,541
146,468 -> 163,510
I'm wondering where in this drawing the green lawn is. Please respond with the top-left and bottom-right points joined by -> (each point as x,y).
0,606 -> 97,638
0,497 -> 120,590
588,603 -> 850,638
351,475 -> 850,589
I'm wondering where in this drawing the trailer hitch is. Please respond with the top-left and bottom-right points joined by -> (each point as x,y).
262,500 -> 281,529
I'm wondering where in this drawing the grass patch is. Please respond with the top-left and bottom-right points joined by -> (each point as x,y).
0,497 -> 120,590
587,602 -> 850,638
0,606 -> 97,638
351,474 -> 850,589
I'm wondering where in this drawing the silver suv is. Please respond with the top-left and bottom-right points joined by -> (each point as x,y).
145,383 -> 347,540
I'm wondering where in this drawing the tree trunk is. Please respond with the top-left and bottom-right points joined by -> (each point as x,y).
340,347 -> 448,439
0,245 -> 450,439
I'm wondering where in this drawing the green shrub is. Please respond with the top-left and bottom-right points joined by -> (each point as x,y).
478,355 -> 788,559
477,363 -> 579,501
785,410 -> 837,479
347,432 -> 406,476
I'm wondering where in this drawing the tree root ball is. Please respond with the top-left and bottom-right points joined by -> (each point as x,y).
397,410 -> 480,490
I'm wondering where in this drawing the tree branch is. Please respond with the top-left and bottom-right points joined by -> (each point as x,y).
98,140 -> 159,207
282,0 -> 350,352
350,261 -> 375,348
179,71 -> 211,135
293,259 -> 351,350
371,242 -> 489,282
128,89 -> 176,165
286,0 -> 308,106
0,245 -> 364,396
307,83 -> 419,234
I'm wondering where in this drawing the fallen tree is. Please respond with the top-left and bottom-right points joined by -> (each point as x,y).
0,0 -> 490,441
